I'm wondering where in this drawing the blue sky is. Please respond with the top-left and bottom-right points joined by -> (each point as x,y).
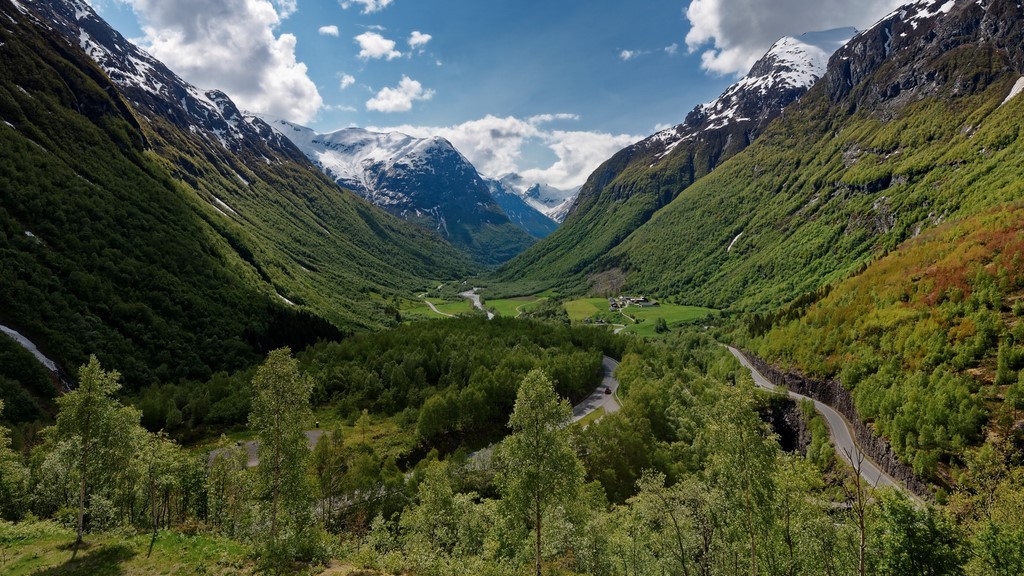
88,0 -> 903,188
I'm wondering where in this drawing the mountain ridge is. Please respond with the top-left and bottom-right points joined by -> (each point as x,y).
492,26 -> 857,293
269,120 -> 538,265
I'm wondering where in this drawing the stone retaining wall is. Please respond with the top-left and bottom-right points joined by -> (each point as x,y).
744,351 -> 933,500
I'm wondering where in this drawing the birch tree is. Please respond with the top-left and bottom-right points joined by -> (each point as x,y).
496,369 -> 584,576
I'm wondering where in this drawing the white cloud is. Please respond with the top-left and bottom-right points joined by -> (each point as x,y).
338,73 -> 356,89
664,43 -> 679,55
340,0 -> 392,13
319,25 -> 339,36
368,115 -> 640,190
408,31 -> 432,50
365,76 -> 434,112
274,0 -> 296,18
620,49 -> 643,61
355,31 -> 401,60
121,0 -> 322,123
684,0 -> 903,76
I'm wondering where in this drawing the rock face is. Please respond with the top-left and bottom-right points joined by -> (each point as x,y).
744,352 -> 933,499
485,179 -> 559,239
826,0 -> 1024,111
270,121 -> 537,265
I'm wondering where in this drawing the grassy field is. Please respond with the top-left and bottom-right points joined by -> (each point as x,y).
564,298 -> 611,322
619,304 -> 717,336
399,297 -> 475,320
563,298 -> 716,337
0,521 -> 255,575
486,296 -> 546,318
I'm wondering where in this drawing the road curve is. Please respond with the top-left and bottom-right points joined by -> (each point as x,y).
571,356 -> 622,423
422,299 -> 454,318
728,347 -> 904,492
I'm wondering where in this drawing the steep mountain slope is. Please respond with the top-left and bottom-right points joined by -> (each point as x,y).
603,0 -> 1024,310
270,121 -> 536,264
494,28 -> 855,293
753,205 -> 1024,482
0,0 -> 473,393
485,178 -> 558,238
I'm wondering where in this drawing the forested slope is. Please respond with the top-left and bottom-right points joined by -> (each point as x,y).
602,0 -> 1024,310
0,0 -> 472,399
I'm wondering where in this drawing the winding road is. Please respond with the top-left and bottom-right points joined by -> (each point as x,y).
572,356 -> 622,422
727,347 -> 905,493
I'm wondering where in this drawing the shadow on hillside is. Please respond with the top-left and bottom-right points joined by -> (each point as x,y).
32,542 -> 135,575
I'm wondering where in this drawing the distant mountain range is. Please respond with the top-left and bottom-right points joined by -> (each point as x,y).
267,121 -> 545,262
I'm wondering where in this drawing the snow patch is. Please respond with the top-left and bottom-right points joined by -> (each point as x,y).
277,293 -> 296,306
213,196 -> 238,216
0,324 -> 58,373
3,120 -> 14,129
1001,77 -> 1024,106
727,232 -> 744,253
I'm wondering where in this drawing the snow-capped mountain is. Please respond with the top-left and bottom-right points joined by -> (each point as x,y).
496,27 -> 857,287
650,27 -> 856,161
19,0 -> 302,160
494,174 -> 580,223
270,121 -> 537,263
484,180 -> 558,238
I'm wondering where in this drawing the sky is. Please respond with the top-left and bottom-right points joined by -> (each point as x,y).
86,0 -> 904,190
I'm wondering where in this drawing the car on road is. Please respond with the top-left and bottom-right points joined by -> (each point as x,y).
604,387 -> 612,394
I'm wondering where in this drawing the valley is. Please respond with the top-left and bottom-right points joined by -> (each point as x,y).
3,0 -> 1024,575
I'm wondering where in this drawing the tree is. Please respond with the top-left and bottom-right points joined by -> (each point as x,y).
0,400 -> 29,520
704,389 -> 778,576
872,490 -> 964,576
310,428 -> 346,528
53,356 -> 139,552
249,347 -> 315,557
496,369 -> 584,576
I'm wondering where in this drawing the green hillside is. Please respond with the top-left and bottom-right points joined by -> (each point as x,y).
606,44 -> 1024,310
0,0 -> 472,395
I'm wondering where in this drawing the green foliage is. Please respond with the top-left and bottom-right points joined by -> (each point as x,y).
0,400 -> 29,520
301,317 -> 619,453
248,348 -> 317,560
495,369 -> 585,576
872,490 -> 965,576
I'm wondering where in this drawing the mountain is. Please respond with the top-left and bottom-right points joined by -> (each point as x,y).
493,27 -> 856,293
269,121 -> 537,265
484,179 -> 559,239
593,0 -> 1024,309
0,0 -> 473,398
496,174 -> 579,223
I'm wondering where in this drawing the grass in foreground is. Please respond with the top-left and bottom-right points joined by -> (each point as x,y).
0,521 -> 254,576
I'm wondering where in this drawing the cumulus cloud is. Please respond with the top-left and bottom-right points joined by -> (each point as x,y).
368,115 -> 640,189
664,43 -> 679,55
319,25 -> 339,36
121,0 -> 322,122
408,31 -> 432,50
365,76 -> 434,112
619,49 -> 644,61
355,31 -> 402,60
338,73 -> 356,89
340,0 -> 392,13
684,0 -> 903,76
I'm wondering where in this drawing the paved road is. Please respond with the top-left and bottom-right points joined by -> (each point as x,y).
209,430 -> 326,468
571,356 -> 622,423
422,299 -> 454,318
727,347 -> 902,492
